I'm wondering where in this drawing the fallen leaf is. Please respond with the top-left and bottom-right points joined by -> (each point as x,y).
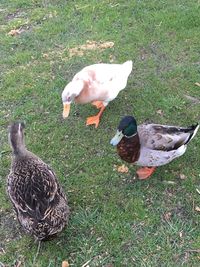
109,54 -> 115,63
14,261 -> 22,267
8,29 -> 21,36
195,206 -> 200,212
75,4 -> 90,10
42,53 -> 49,58
0,247 -> 6,254
195,82 -> 200,87
179,174 -> 186,180
163,212 -> 172,221
117,164 -> 129,173
110,3 -> 120,7
156,109 -> 164,115
163,180 -> 176,185
186,249 -> 200,253
62,260 -> 69,267
156,245 -> 161,251
81,259 -> 92,267
184,95 -> 200,104
196,188 -> 200,195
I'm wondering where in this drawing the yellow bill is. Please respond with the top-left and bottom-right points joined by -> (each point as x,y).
63,103 -> 70,118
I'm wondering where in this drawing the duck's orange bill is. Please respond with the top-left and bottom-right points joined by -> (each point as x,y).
63,103 -> 70,118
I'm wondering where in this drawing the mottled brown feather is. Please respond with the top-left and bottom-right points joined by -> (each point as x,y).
8,154 -> 70,240
7,123 -> 70,241
138,124 -> 197,152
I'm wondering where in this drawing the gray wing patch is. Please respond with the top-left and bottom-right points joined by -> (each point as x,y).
138,124 -> 191,152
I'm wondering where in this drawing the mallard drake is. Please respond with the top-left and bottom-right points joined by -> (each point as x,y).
110,116 -> 199,179
62,60 -> 133,128
7,122 -> 69,240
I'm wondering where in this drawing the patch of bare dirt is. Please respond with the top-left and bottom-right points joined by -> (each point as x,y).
7,28 -> 24,36
195,82 -> 200,87
68,40 -> 114,57
184,95 -> 200,105
5,10 -> 27,21
162,205 -> 190,223
0,210 -> 23,253
139,48 -> 149,61
7,24 -> 32,36
42,40 -> 114,62
139,42 -> 173,74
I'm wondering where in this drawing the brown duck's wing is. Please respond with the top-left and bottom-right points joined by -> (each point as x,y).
138,123 -> 197,152
8,164 -> 58,221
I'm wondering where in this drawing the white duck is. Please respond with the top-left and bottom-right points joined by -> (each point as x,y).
62,60 -> 133,128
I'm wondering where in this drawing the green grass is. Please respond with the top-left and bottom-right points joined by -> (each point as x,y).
0,0 -> 200,266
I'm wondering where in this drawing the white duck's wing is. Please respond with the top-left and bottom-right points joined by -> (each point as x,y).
138,123 -> 198,151
73,61 -> 132,104
74,61 -> 132,88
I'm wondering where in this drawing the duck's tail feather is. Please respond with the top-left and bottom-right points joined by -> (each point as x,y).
184,123 -> 199,145
122,60 -> 133,76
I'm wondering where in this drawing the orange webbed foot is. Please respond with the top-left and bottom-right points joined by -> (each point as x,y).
136,167 -> 156,180
86,115 -> 100,128
86,105 -> 106,128
91,101 -> 104,109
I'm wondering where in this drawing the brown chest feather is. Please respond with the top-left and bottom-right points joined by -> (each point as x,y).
117,135 -> 140,163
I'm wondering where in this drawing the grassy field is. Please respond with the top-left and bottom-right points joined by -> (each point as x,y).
0,0 -> 200,266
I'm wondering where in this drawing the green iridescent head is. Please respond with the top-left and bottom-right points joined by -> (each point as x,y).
110,116 -> 138,146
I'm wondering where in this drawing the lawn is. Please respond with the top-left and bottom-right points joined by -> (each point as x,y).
0,0 -> 200,266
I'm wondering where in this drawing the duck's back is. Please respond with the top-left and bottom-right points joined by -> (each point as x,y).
8,154 -> 69,240
136,123 -> 198,167
73,61 -> 132,104
74,61 -> 132,86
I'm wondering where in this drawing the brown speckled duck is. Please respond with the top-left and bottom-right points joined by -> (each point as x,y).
7,122 -> 69,241
110,116 -> 199,179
